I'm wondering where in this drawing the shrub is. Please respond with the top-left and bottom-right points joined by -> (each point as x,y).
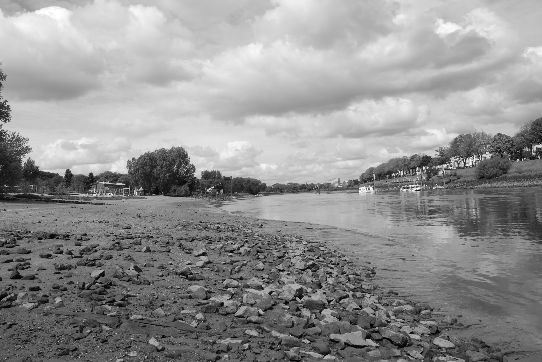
476,157 -> 512,179
168,183 -> 191,197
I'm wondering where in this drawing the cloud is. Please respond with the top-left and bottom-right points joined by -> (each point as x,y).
0,6 -> 104,100
36,137 -> 132,172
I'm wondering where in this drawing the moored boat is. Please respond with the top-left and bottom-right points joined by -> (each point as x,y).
359,185 -> 375,193
400,184 -> 421,192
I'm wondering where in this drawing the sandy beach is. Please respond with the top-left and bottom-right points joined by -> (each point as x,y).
0,196 -> 537,361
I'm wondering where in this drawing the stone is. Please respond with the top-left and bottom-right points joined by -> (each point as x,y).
279,283 -> 304,301
433,337 -> 456,349
9,270 -> 22,279
329,330 -> 378,348
149,337 -> 164,351
223,279 -> 240,288
234,306 -> 259,318
193,249 -> 207,257
91,269 -> 105,279
379,327 -> 410,347
187,285 -> 208,300
303,298 -> 326,311
312,341 -> 331,355
466,350 -> 489,362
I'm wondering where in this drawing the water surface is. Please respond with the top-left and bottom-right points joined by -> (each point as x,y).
222,188 -> 542,350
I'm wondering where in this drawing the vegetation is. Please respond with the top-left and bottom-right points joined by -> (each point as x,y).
359,116 -> 542,184
0,69 -> 31,191
476,157 -> 512,179
127,147 -> 196,195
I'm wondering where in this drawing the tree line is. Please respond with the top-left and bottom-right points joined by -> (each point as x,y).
360,117 -> 542,182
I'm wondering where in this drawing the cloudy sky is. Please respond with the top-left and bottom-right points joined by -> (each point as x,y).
1,0 -> 541,184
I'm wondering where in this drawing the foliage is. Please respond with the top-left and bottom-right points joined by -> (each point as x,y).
71,174 -> 88,192
449,133 -> 476,167
201,170 -> 222,180
490,133 -> 514,157
22,158 -> 40,182
231,177 -> 266,195
168,183 -> 191,197
476,157 -> 512,179
127,147 -> 196,195
0,69 -> 31,190
64,169 -> 73,187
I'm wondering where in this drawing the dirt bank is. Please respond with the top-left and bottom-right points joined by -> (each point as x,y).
0,197 -> 535,361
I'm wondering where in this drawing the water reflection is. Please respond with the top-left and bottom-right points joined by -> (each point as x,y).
221,187 -> 542,349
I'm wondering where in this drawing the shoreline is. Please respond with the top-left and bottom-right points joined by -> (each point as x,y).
0,197 -> 539,361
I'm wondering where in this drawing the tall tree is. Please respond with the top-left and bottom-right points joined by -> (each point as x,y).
22,158 -> 40,182
490,133 -> 514,157
449,133 -> 476,167
128,147 -> 196,195
64,169 -> 73,188
472,131 -> 492,160
0,68 -> 31,189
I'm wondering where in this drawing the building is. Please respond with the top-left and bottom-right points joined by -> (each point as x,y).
91,182 -> 129,196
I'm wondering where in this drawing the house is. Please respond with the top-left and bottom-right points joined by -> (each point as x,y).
91,181 -> 128,196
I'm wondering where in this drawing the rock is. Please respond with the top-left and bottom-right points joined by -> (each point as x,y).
91,269 -> 105,279
187,285 -> 208,300
142,246 -> 151,253
234,306 -> 259,318
9,270 -> 22,279
279,283 -> 304,301
312,341 -> 331,355
245,329 -> 259,337
193,249 -> 207,257
148,337 -> 164,351
433,337 -> 456,349
466,350 -> 489,361
245,277 -> 264,290
379,327 -> 410,347
223,279 -> 240,288
303,297 -> 326,311
329,330 -> 378,348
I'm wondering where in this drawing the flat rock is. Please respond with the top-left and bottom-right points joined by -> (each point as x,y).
433,337 -> 456,349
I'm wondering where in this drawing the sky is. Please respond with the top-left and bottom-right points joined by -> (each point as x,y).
1,0 -> 541,184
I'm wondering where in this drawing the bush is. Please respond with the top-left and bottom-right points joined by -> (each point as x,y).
476,157 -> 512,179
168,183 -> 191,197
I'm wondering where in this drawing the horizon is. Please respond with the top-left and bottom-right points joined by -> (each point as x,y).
1,0 -> 542,184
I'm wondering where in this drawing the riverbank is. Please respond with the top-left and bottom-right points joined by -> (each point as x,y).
0,197 -> 537,361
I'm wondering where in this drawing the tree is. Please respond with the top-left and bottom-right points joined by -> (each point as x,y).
490,133 -> 513,157
201,170 -> 222,180
22,158 -> 40,183
71,174 -> 88,193
127,147 -> 196,195
449,133 -> 476,167
86,172 -> 96,190
0,69 -> 31,190
472,131 -> 492,160
64,169 -> 73,188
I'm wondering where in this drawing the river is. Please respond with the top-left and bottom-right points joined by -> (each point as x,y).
221,187 -> 542,351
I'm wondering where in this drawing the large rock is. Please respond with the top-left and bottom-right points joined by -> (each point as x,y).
433,337 -> 455,349
279,283 -> 304,301
379,327 -> 410,347
187,285 -> 208,300
329,330 -> 378,348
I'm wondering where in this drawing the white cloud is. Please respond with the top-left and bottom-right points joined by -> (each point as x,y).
2,0 -> 542,183
36,137 -> 132,172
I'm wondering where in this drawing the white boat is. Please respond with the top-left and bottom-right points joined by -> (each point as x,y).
359,185 -> 375,193
400,184 -> 421,192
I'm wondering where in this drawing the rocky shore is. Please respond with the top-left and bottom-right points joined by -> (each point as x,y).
0,197 -> 522,361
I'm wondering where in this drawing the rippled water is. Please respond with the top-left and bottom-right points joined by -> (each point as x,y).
221,188 -> 542,350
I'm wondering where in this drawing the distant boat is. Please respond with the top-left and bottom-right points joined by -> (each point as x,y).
359,185 -> 375,193
400,184 -> 422,192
